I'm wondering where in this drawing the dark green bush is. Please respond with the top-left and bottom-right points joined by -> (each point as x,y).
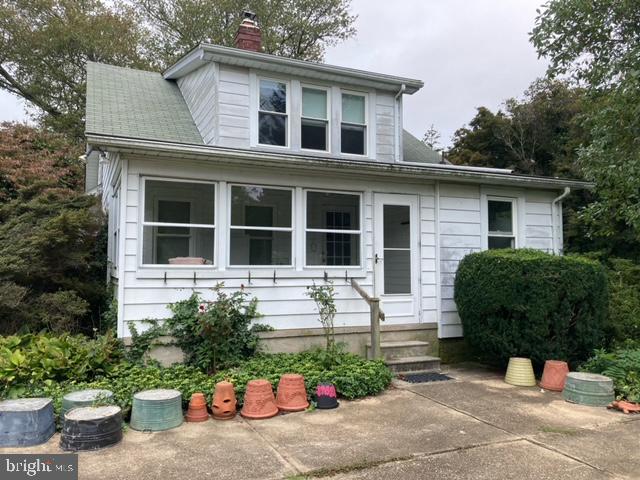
17,350 -> 392,422
580,348 -> 640,402
454,249 -> 608,369
0,332 -> 124,397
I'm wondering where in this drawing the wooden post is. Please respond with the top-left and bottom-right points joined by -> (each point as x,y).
370,298 -> 381,360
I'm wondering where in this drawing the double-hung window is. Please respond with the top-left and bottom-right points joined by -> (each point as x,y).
341,92 -> 367,155
229,185 -> 293,266
301,87 -> 329,151
305,191 -> 361,266
487,198 -> 516,249
258,79 -> 288,146
142,179 -> 216,265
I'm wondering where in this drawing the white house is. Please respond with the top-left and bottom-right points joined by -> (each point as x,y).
85,13 -> 587,366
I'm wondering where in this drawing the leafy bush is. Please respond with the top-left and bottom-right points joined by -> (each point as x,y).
166,286 -> 268,372
17,351 -> 392,422
454,249 -> 608,369
0,332 -> 124,397
580,348 -> 640,402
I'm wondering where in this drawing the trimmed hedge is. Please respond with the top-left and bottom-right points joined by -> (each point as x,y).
454,249 -> 608,369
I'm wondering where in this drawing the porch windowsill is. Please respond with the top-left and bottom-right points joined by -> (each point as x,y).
135,267 -> 368,280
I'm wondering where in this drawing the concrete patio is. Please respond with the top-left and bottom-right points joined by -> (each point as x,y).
2,365 -> 638,479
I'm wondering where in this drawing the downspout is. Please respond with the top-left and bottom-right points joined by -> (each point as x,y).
551,187 -> 570,255
394,84 -> 406,162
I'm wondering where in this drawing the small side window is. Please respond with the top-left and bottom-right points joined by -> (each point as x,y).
487,199 -> 516,249
258,79 -> 288,146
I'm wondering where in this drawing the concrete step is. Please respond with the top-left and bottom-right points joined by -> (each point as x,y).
385,355 -> 441,374
366,340 -> 430,361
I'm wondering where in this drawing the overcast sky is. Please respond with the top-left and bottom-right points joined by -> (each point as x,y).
0,0 -> 547,148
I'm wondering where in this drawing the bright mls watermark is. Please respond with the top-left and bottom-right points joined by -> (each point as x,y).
1,454 -> 77,480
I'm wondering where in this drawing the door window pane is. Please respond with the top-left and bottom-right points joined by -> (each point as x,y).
488,200 -> 513,233
384,250 -> 411,294
341,124 -> 366,155
383,204 -> 411,294
383,205 -> 410,248
342,94 -> 365,124
302,88 -> 327,119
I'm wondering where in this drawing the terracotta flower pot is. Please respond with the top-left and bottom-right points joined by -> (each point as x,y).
609,400 -> 640,414
241,380 -> 278,420
504,357 -> 536,387
185,392 -> 209,422
276,374 -> 309,412
212,381 -> 237,420
316,383 -> 339,409
539,360 -> 570,392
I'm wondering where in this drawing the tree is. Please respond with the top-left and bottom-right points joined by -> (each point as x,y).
447,79 -> 586,177
532,0 -> 640,250
0,0 -> 151,140
133,0 -> 356,66
421,124 -> 442,151
0,123 -> 106,334
0,0 -> 357,139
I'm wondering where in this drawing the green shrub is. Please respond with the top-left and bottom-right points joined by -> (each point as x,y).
166,285 -> 269,372
18,350 -> 392,422
454,249 -> 608,369
580,348 -> 640,402
0,332 -> 124,397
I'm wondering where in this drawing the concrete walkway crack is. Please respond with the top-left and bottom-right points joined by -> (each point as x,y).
405,386 -> 620,479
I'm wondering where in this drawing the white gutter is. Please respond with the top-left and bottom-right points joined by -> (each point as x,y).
85,133 -> 592,190
551,187 -> 571,254
394,84 -> 406,162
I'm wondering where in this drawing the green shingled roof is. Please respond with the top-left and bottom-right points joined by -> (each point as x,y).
402,130 -> 442,164
85,62 -> 203,144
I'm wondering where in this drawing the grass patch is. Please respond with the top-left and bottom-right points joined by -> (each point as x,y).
539,426 -> 580,435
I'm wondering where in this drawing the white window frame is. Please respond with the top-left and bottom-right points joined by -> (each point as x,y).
300,84 -> 331,153
139,177 -> 217,268
486,196 -> 518,249
304,188 -> 363,268
257,76 -> 290,149
339,89 -> 368,157
227,183 -> 295,268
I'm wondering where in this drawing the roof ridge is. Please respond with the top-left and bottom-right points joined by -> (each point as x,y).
87,61 -> 162,76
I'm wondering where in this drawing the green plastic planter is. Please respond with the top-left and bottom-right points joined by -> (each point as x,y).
130,389 -> 183,432
563,372 -> 614,407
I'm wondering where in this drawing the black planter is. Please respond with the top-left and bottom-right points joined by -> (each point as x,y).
60,406 -> 123,452
316,383 -> 339,409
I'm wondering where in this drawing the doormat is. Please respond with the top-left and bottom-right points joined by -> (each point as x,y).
398,372 -> 453,383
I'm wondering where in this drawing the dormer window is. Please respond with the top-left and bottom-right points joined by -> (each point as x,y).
301,87 -> 329,151
341,92 -> 367,155
259,79 -> 288,146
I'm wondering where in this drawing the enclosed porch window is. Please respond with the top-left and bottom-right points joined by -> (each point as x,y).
487,198 -> 516,249
229,185 -> 293,266
142,179 -> 215,265
305,191 -> 361,266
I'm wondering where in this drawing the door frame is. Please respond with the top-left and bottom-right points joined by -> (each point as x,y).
373,193 -> 420,321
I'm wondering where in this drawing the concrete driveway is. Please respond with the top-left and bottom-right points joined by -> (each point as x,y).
2,365 -> 638,479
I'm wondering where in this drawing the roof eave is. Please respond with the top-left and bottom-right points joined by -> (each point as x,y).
85,133 -> 592,190
163,44 -> 424,94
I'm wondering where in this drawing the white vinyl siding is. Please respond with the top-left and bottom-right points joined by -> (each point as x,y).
177,62 -> 217,144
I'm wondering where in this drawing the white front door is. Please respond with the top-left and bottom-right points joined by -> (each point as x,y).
373,193 -> 419,322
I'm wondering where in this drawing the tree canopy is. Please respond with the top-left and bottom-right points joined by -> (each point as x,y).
0,0 -> 356,139
532,0 -> 640,249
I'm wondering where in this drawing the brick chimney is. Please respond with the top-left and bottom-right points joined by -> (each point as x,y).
235,11 -> 261,52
